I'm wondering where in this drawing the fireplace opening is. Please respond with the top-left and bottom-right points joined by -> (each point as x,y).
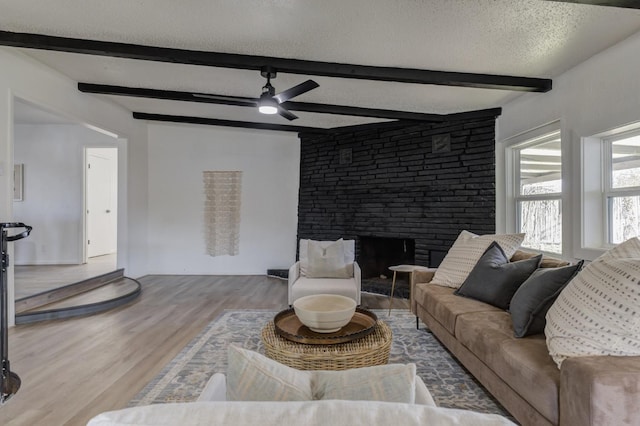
358,236 -> 415,279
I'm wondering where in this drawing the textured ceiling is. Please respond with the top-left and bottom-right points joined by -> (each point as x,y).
4,0 -> 640,129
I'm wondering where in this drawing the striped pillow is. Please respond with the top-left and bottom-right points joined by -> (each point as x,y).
545,237 -> 640,367
431,231 -> 525,288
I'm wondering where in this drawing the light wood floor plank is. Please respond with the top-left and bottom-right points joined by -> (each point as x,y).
2,275 -> 409,426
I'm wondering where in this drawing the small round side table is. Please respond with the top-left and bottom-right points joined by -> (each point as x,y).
388,264 -> 434,315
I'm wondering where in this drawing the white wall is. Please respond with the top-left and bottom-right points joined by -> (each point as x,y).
147,123 -> 300,274
13,124 -> 117,264
0,47 -> 148,324
496,31 -> 640,260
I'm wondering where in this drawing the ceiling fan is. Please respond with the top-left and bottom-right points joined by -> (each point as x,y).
194,66 -> 319,121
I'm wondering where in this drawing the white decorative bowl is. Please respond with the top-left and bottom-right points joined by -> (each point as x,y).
293,294 -> 357,333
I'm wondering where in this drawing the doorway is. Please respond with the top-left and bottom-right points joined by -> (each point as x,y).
86,148 -> 118,260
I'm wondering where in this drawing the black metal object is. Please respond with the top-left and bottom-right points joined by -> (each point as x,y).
1,222 -> 31,404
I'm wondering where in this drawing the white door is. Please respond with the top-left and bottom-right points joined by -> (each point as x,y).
86,148 -> 117,258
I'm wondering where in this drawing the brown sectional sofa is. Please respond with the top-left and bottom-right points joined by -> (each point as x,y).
411,250 -> 640,426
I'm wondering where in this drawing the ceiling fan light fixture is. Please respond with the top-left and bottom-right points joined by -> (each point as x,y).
258,94 -> 278,115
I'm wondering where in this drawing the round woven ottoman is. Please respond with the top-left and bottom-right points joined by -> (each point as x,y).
261,320 -> 392,370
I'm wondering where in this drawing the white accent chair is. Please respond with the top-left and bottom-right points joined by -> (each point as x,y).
288,239 -> 361,306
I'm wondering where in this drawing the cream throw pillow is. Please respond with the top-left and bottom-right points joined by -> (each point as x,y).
226,345 -> 417,403
299,239 -> 355,276
545,237 -> 640,368
431,230 -> 525,288
306,239 -> 352,278
313,363 -> 416,403
226,344 -> 313,401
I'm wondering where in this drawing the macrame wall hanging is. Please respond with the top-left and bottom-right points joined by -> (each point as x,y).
203,171 -> 242,256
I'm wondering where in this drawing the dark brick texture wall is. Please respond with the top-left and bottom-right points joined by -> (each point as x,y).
296,118 -> 496,267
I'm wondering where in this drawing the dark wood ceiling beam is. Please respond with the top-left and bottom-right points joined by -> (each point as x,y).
132,112 -> 327,133
78,83 -> 445,122
444,107 -> 503,121
282,101 -> 444,122
0,31 -> 552,92
544,0 -> 640,9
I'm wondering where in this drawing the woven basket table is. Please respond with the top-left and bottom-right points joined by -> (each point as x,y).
261,320 -> 392,371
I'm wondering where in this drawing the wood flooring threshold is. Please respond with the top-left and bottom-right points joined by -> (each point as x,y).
15,268 -> 124,314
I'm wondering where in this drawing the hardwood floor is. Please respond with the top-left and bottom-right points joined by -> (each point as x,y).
2,275 -> 408,426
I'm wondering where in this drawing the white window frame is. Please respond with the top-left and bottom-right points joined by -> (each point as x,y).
603,130 -> 640,245
580,121 -> 640,258
503,122 -> 564,257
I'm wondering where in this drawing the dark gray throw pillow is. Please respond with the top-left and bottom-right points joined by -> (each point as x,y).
454,241 -> 542,310
509,260 -> 584,338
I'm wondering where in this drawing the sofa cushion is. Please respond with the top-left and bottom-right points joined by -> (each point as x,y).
510,250 -> 570,268
454,242 -> 541,310
290,277 -> 359,302
495,338 -> 561,425
509,261 -> 584,338
455,312 -> 560,424
414,284 -> 501,335
430,230 -> 525,289
546,237 -> 640,367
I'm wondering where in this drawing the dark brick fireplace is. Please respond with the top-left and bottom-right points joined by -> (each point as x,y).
296,117 -> 497,269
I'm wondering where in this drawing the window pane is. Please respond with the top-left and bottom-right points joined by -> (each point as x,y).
519,138 -> 562,195
519,199 -> 562,253
612,136 -> 640,189
609,195 -> 640,244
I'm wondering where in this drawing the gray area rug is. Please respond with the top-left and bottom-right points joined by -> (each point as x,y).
130,310 -> 509,417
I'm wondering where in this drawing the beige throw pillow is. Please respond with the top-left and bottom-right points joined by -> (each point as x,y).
313,363 -> 416,403
431,230 -> 525,288
226,344 -> 313,401
226,345 -> 418,404
545,237 -> 640,368
306,239 -> 352,278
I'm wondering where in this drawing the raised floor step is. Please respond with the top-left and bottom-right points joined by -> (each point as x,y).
15,269 -> 125,314
15,276 -> 141,324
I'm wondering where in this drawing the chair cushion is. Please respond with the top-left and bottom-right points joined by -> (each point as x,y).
300,239 -> 355,276
306,239 -> 352,278
291,277 -> 358,303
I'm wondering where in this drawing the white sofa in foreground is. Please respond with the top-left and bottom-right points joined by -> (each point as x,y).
87,400 -> 515,426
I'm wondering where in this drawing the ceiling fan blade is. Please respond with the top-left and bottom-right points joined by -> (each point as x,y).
273,80 -> 319,103
277,106 -> 298,121
192,93 -> 257,107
